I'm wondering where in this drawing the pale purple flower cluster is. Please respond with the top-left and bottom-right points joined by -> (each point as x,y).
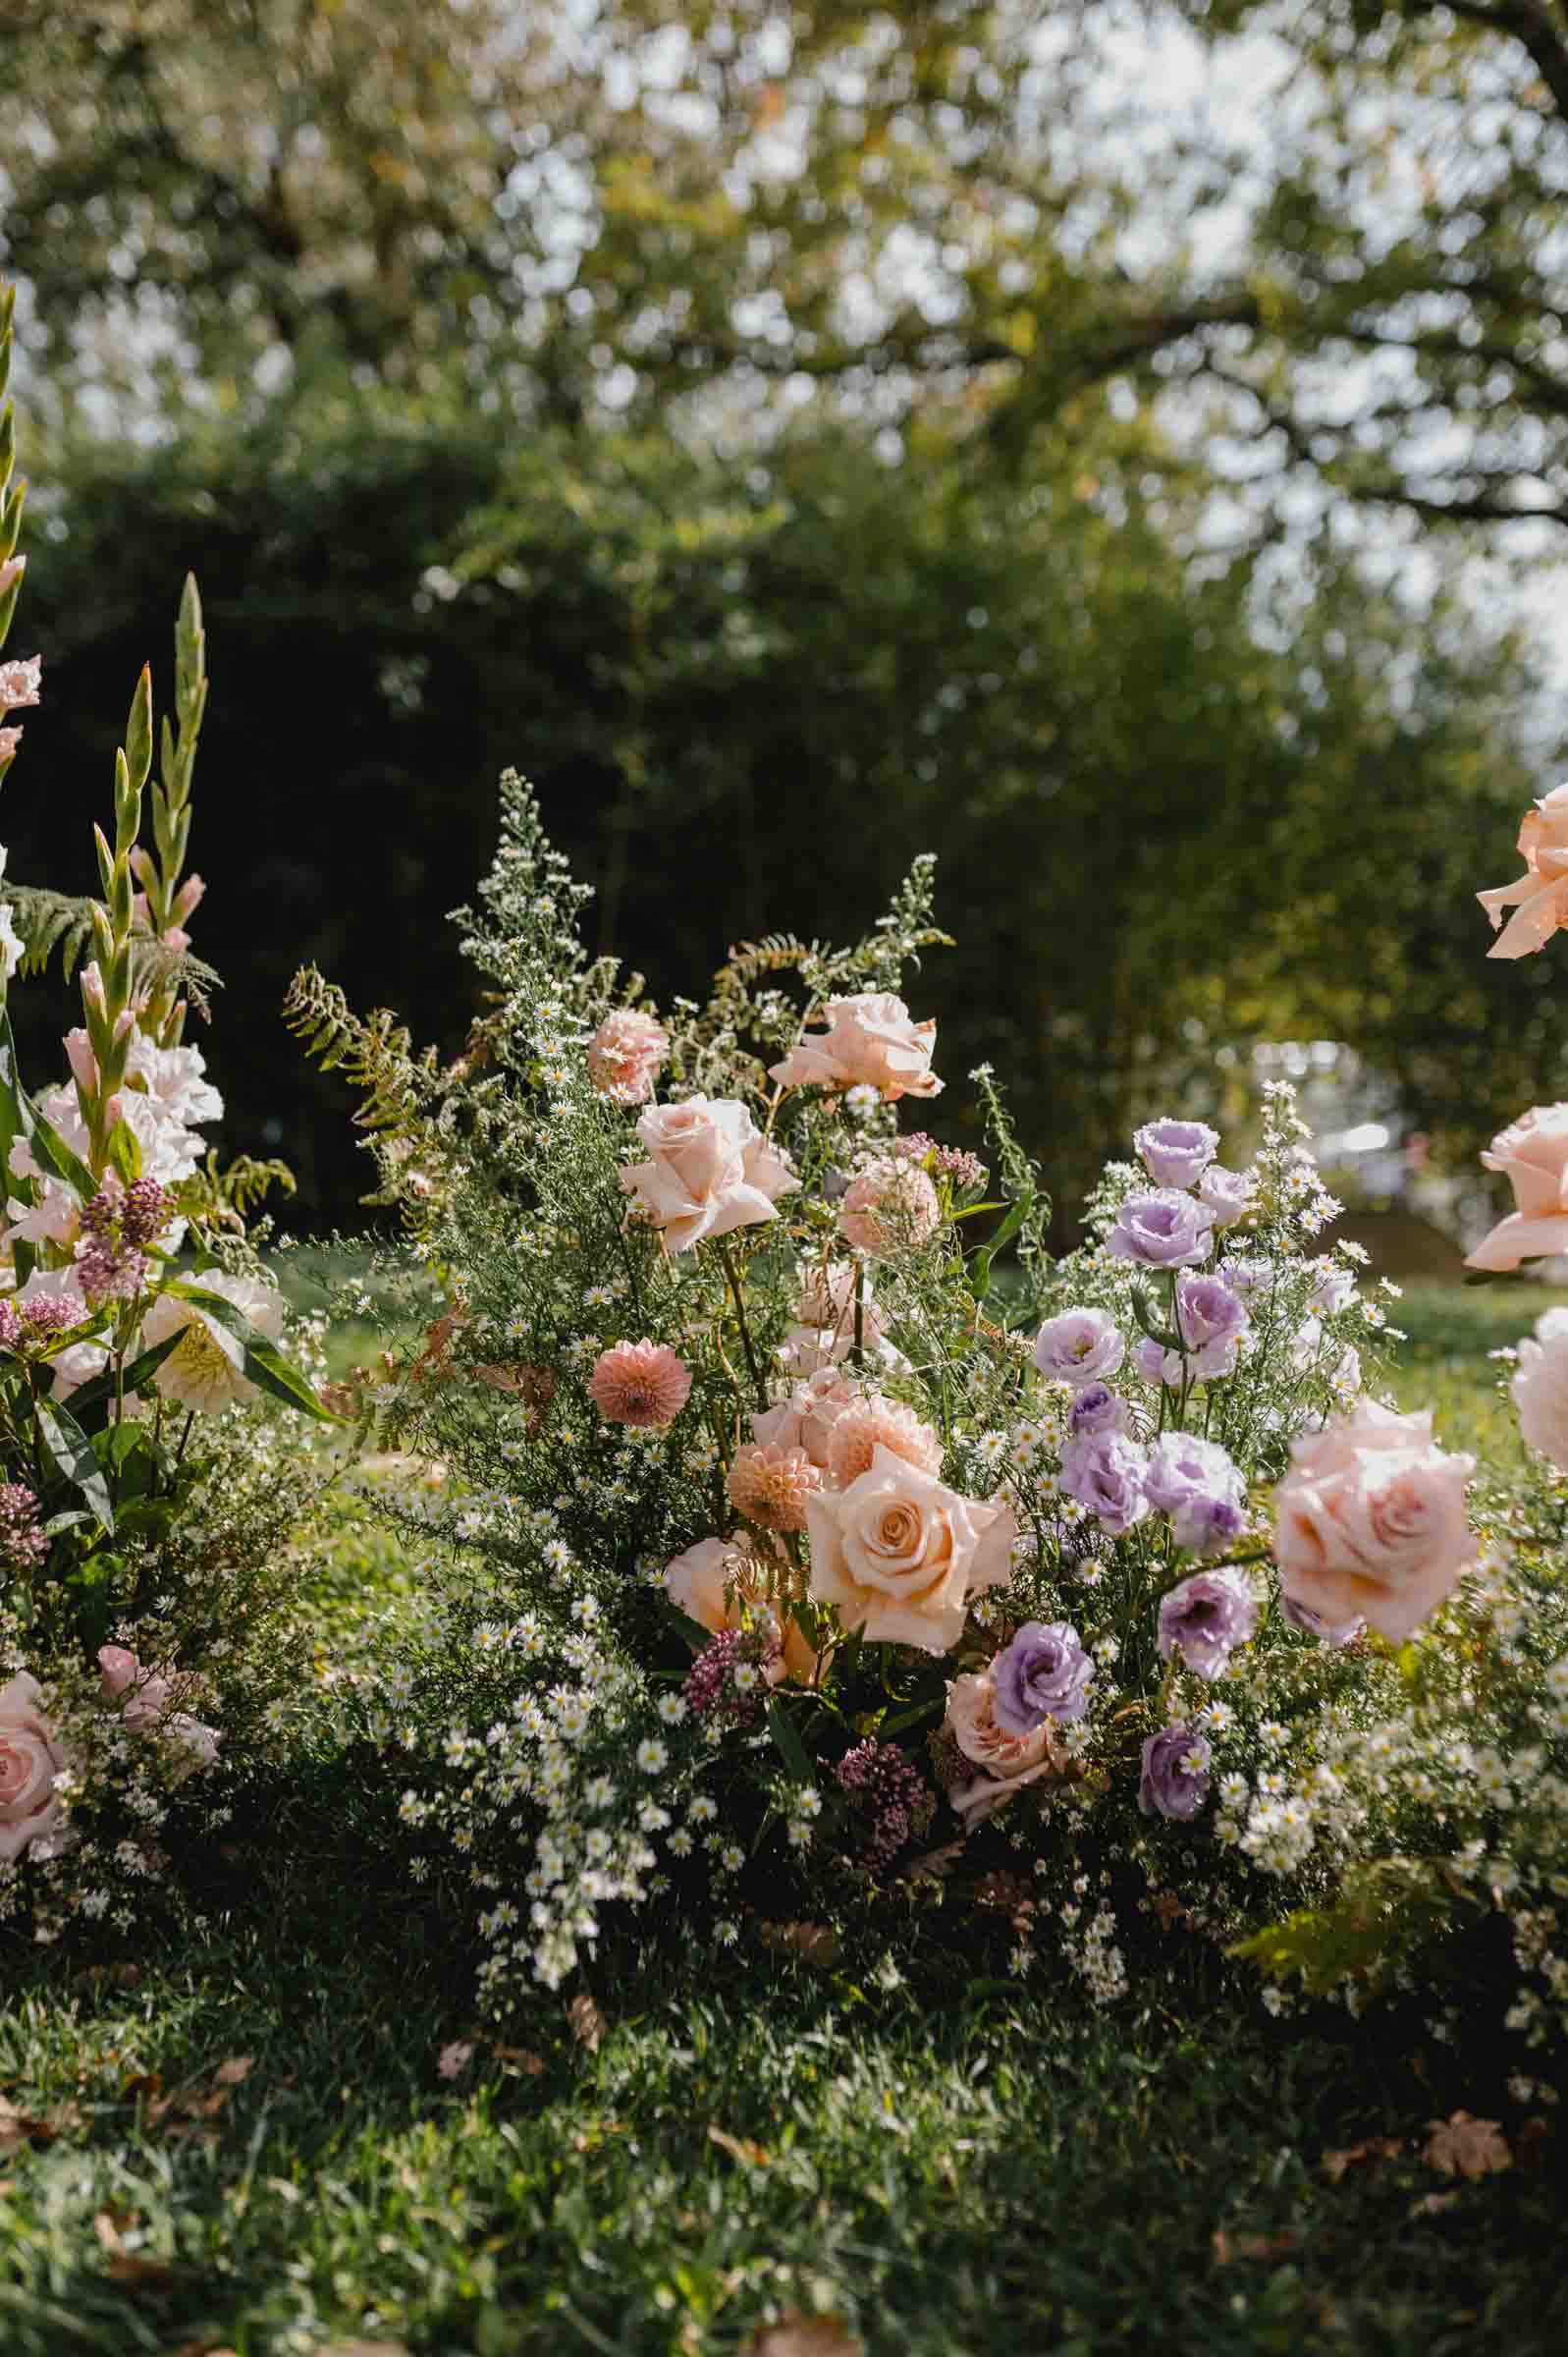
1198,1165 -> 1252,1229
1134,1118 -> 1218,1188
1059,1430 -> 1149,1536
1133,1335 -> 1184,1389
1067,1383 -> 1129,1439
1173,1272 -> 1249,1380
894,1134 -> 987,1192
1156,1568 -> 1259,1678
990,1620 -> 1094,1734
1138,1723 -> 1212,1820
0,1299 -> 23,1351
1107,1189 -> 1215,1270
682,1626 -> 781,1728
1034,1306 -> 1123,1390
0,1481 -> 47,1569
836,1737 -> 928,1870
20,1293 -> 79,1337
1143,1432 -> 1246,1552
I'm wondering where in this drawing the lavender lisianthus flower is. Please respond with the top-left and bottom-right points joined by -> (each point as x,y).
1199,1164 -> 1253,1229
990,1620 -> 1095,1734
1034,1307 -> 1124,1390
1133,1118 -> 1219,1189
1107,1189 -> 1216,1270
1138,1722 -> 1212,1820
1281,1592 -> 1364,1647
1156,1568 -> 1260,1679
1143,1432 -> 1246,1552
1173,1272 -> 1250,1380
1067,1383 -> 1129,1439
1134,1334 -> 1183,1389
1059,1430 -> 1149,1537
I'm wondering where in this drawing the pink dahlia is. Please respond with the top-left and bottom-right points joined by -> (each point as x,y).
727,1441 -> 822,1532
588,1339 -> 691,1427
825,1393 -> 944,1488
587,1010 -> 669,1106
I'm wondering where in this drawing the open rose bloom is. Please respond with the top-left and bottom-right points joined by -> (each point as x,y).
0,1672 -> 71,1860
805,1446 -> 1014,1651
621,1096 -> 797,1253
1272,1398 -> 1476,1643
1464,1102 -> 1568,1272
770,991 -> 942,1099
1478,782 -> 1568,959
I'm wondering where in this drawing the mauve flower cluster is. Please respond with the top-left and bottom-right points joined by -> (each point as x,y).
0,1480 -> 46,1569
1139,1723 -> 1212,1820
893,1133 -> 988,1191
836,1736 -> 931,1869
1156,1568 -> 1259,1678
682,1625 -> 783,1729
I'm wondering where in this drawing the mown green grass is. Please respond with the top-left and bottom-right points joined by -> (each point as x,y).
1,1282 -> 1563,2356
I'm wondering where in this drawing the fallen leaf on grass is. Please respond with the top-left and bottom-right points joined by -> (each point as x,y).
759,1919 -> 840,1968
213,2056 -> 254,2088
492,2043 -> 546,2074
1423,2110 -> 1512,2180
568,1993 -> 606,2052
0,2097 -> 81,2152
743,2314 -> 863,2356
708,2122 -> 771,2168
1322,2136 -> 1403,2183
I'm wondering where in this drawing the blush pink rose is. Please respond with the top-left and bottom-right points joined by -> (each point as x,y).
1465,1102 -> 1568,1271
805,1447 -> 1015,1652
587,1010 -> 669,1106
1511,1304 -> 1568,1469
1478,784 -> 1568,959
838,1158 -> 941,1254
1271,1398 -> 1476,1643
943,1670 -> 1063,1827
620,1096 -> 797,1253
769,992 -> 943,1100
98,1645 -> 221,1777
0,1672 -> 71,1860
751,1369 -> 861,1467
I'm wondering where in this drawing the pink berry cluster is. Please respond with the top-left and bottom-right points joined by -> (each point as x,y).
893,1133 -> 988,1192
0,1480 -> 47,1569
835,1736 -> 931,1870
681,1625 -> 781,1728
77,1175 -> 173,1304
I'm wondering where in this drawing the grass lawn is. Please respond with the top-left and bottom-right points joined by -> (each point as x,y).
2,1285 -> 1565,2356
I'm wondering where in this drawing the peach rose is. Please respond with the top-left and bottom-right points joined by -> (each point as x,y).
769,992 -> 943,1099
805,1446 -> 1014,1652
621,1095 -> 797,1254
587,1010 -> 668,1106
944,1670 -> 1063,1826
838,1158 -> 941,1254
1478,784 -> 1568,959
1271,1398 -> 1476,1643
98,1645 -> 221,1778
1465,1103 -> 1568,1271
751,1369 -> 860,1467
0,1672 -> 71,1860
1512,1305 -> 1568,1469
661,1537 -> 815,1681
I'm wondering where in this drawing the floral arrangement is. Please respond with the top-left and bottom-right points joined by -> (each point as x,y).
297,774 -> 1568,2056
0,281 -> 340,1946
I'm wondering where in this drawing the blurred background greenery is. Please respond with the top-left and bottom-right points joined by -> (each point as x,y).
3,0 -> 1566,1238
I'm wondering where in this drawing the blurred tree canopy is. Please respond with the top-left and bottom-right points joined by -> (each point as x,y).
0,1 -> 1562,1230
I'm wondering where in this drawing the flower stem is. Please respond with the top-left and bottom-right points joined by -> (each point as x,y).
717,1235 -> 768,1409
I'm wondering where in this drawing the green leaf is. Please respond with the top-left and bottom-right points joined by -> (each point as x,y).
35,1395 -> 116,1535
105,1117 -> 142,1187
767,1695 -> 815,1786
169,1282 -> 340,1421
1129,1285 -> 1184,1354
970,1187 -> 1032,1303
65,1330 -> 184,1424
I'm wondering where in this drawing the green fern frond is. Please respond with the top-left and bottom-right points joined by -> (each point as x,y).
6,883 -> 98,981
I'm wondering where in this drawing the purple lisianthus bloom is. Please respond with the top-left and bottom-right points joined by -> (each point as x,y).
1059,1430 -> 1149,1537
1156,1568 -> 1260,1679
1133,1118 -> 1219,1189
1281,1592 -> 1364,1647
1143,1431 -> 1246,1552
1107,1189 -> 1216,1271
1198,1164 -> 1253,1230
1067,1382 -> 1129,1439
1173,1272 -> 1249,1380
990,1619 -> 1095,1734
1138,1722 -> 1212,1821
1134,1334 -> 1183,1389
1034,1306 -> 1124,1390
